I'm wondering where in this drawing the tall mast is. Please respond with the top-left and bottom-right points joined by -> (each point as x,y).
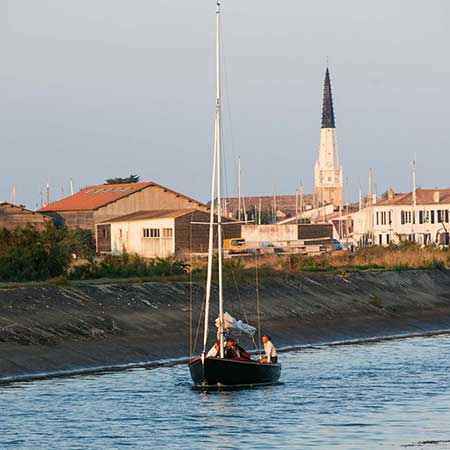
215,0 -> 225,359
11,184 -> 16,205
367,169 -> 373,245
202,1 -> 221,357
238,156 -> 241,220
411,159 -> 416,239
300,182 -> 304,223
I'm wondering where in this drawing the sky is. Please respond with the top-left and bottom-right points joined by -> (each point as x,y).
1,0 -> 449,209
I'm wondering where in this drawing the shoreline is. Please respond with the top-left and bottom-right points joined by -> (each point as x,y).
2,327 -> 450,385
1,269 -> 450,384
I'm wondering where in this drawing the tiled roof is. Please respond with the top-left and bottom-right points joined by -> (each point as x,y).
38,182 -> 206,212
376,189 -> 450,206
99,209 -> 199,223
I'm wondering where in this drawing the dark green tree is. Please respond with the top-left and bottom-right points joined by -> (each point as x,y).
105,174 -> 140,184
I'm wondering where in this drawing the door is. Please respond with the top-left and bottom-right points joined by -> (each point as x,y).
97,224 -> 112,253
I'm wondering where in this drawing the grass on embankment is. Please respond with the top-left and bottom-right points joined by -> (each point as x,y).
1,242 -> 449,289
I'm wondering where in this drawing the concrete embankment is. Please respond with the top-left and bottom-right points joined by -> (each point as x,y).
1,270 -> 450,382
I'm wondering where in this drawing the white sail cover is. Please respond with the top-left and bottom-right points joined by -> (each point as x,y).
215,312 -> 256,337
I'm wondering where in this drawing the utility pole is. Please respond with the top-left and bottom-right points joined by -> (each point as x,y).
243,197 -> 248,223
300,182 -> 304,224
358,179 -> 362,211
45,183 -> 50,206
258,198 -> 262,225
273,184 -> 277,224
368,169 -> 373,245
345,177 -> 349,249
237,157 -> 241,221
411,159 -> 417,241
11,185 -> 16,205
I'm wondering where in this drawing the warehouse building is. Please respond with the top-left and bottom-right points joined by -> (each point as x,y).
39,181 -> 207,231
0,202 -> 51,230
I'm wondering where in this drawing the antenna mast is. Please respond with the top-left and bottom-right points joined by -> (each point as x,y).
238,157 -> 241,220
411,159 -> 417,239
11,185 -> 16,205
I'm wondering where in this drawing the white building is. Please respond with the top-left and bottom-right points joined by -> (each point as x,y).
353,189 -> 450,247
96,209 -> 241,258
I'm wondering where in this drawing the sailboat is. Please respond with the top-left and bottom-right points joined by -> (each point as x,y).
188,1 -> 281,388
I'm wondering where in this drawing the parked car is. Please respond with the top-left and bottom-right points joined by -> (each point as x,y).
332,239 -> 343,251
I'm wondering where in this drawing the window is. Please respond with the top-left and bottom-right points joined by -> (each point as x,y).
162,228 -> 173,238
438,210 -> 443,223
419,210 -> 424,224
388,211 -> 392,225
376,212 -> 379,225
119,228 -> 123,239
386,234 -> 390,245
378,234 -> 382,245
431,210 -> 435,224
401,211 -> 405,225
446,210 -> 449,223
143,228 -> 160,238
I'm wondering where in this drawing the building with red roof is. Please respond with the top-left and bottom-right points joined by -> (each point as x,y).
39,181 -> 207,231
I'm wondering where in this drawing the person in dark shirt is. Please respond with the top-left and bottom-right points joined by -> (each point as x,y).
224,337 -> 251,361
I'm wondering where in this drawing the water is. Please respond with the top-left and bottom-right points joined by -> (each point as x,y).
2,334 -> 450,449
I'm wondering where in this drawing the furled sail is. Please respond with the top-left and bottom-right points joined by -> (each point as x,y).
215,312 -> 256,337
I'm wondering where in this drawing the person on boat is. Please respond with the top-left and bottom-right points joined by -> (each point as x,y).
206,340 -> 221,358
224,337 -> 251,361
260,335 -> 277,363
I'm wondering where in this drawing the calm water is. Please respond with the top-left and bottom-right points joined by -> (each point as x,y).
2,334 -> 450,449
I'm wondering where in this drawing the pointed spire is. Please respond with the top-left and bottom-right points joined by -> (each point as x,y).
321,67 -> 335,128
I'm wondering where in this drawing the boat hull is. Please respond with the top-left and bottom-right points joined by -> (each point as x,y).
188,357 -> 281,387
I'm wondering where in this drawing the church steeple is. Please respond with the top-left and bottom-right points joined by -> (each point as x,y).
314,66 -> 343,207
321,68 -> 335,129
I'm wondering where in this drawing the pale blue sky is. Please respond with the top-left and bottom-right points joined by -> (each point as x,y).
1,0 -> 449,208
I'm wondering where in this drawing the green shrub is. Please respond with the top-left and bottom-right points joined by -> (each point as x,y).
67,254 -> 189,280
392,263 -> 411,271
0,224 -> 72,282
284,255 -> 332,272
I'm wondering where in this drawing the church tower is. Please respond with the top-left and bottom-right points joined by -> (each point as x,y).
314,67 -> 343,207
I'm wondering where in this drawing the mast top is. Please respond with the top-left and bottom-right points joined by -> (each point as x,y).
321,67 -> 336,129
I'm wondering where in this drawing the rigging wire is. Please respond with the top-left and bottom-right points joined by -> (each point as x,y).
255,252 -> 262,357
193,292 -> 207,356
220,16 -> 239,210
230,265 -> 259,354
189,212 -> 194,358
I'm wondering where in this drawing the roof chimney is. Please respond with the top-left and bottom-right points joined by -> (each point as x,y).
388,189 -> 394,200
433,191 -> 440,203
